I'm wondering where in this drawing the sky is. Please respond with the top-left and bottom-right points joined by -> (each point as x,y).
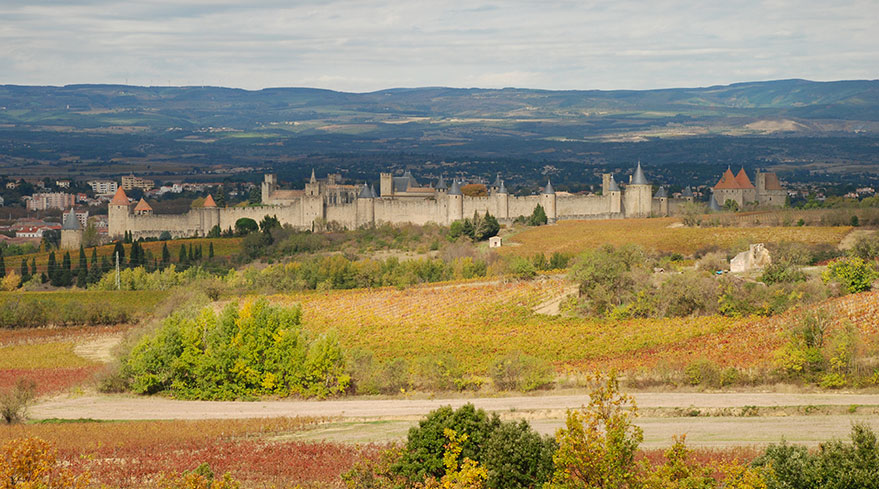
1,0 -> 877,92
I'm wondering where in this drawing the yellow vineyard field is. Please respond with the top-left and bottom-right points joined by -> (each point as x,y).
271,279 -> 879,374
501,218 -> 851,257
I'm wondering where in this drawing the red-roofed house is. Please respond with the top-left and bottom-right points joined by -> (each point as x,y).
713,167 -> 786,208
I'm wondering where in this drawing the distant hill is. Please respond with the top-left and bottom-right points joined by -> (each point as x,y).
0,80 -> 877,187
1,79 -> 877,135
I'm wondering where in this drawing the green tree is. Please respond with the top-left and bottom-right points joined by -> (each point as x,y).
207,225 -> 221,238
248,186 -> 262,205
568,245 -> 646,316
723,199 -> 740,212
235,218 -> 258,235
76,246 -> 88,288
209,242 -> 215,259
29,258 -> 36,277
546,373 -> 643,489
82,220 -> 99,247
19,259 -> 29,283
0,250 -> 5,278
113,241 -> 125,265
47,252 -> 58,286
474,211 -> 499,241
215,186 -> 226,207
60,252 -> 72,287
822,257 -> 878,293
528,204 -> 548,226
179,244 -> 188,266
161,243 -> 171,267
260,215 -> 281,234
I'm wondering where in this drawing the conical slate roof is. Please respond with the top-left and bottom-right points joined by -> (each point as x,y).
358,184 -> 373,199
654,186 -> 667,198
681,186 -> 694,197
631,161 -> 649,185
369,185 -> 378,198
110,187 -> 129,205
310,168 -> 317,183
542,179 -> 555,195
202,194 -> 217,208
497,180 -> 508,194
61,209 -> 81,230
607,175 -> 620,192
491,173 -> 502,188
448,179 -> 462,196
436,174 -> 447,190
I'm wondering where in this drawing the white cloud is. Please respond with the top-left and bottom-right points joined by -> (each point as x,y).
0,0 -> 876,91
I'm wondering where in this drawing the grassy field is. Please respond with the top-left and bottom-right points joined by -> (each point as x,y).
500,218 -> 852,257
270,278 -> 879,375
8,237 -> 242,273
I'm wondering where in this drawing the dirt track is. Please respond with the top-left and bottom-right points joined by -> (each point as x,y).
33,392 -> 879,447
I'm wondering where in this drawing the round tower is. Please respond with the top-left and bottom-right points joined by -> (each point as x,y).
540,179 -> 557,223
108,187 -> 131,239
494,180 -> 509,220
448,179 -> 464,224
624,161 -> 652,218
356,183 -> 376,227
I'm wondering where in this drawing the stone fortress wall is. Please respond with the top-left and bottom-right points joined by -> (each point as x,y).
107,164 -> 785,240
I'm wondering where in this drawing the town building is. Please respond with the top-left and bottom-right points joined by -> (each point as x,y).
121,174 -> 155,191
88,180 -> 119,195
26,192 -> 75,211
712,167 -> 786,208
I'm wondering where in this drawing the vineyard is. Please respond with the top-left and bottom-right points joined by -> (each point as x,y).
272,278 -> 879,376
0,326 -> 124,395
7,237 -> 242,273
501,218 -> 852,257
0,417 -> 381,488
0,290 -> 168,328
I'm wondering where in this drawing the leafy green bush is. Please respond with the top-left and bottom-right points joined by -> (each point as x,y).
483,420 -> 556,489
122,299 -> 349,399
392,404 -> 554,488
753,424 -> 879,489
823,257 -> 878,293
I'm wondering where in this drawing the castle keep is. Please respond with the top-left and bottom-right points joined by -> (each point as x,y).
108,163 -> 776,239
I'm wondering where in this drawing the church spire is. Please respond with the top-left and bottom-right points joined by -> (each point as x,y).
310,168 -> 316,184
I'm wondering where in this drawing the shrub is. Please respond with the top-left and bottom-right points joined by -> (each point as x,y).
508,257 -> 537,280
849,232 -> 879,261
546,373 -> 643,489
822,256 -> 878,293
489,352 -> 553,392
394,404 -> 500,482
122,299 -> 350,399
0,378 -> 36,424
412,354 -> 466,392
483,420 -> 556,489
0,438 -> 90,489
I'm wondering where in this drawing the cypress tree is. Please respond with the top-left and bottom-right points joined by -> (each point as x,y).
61,251 -> 73,286
208,242 -> 214,259
0,249 -> 5,278
179,244 -> 187,265
188,244 -> 194,262
30,258 -> 36,277
101,255 -> 111,273
47,252 -> 57,285
161,243 -> 170,266
113,241 -> 125,265
20,259 -> 29,282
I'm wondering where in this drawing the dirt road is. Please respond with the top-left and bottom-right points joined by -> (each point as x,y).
33,392 -> 879,421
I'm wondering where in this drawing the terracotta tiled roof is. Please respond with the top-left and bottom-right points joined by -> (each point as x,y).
762,173 -> 784,191
134,198 -> 153,212
735,168 -> 755,189
110,187 -> 130,205
202,194 -> 217,208
713,168 -> 741,190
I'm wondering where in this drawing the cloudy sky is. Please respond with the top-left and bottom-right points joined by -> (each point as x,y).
2,0 -> 876,92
